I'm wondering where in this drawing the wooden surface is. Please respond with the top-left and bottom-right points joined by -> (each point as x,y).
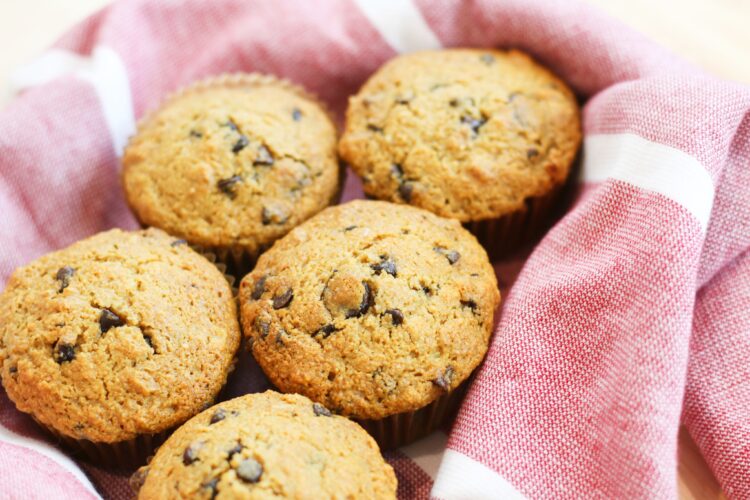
0,0 -> 745,497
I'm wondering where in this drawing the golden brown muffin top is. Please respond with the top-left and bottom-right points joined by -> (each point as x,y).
0,229 -> 240,443
339,49 -> 581,221
134,391 -> 397,500
239,201 -> 500,420
123,74 -> 341,257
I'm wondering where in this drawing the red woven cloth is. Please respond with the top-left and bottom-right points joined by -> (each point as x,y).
1,1 -> 748,498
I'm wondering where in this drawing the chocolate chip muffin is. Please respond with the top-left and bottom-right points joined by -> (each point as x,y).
0,228 -> 240,466
132,391 -> 397,499
238,200 -> 499,448
123,73 -> 342,275
339,49 -> 581,258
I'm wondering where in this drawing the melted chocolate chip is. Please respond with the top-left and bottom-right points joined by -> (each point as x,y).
129,467 -> 149,494
314,323 -> 339,339
254,145 -> 274,166
345,282 -> 374,319
236,458 -> 263,483
312,402 -> 332,417
99,309 -> 125,334
385,308 -> 404,326
227,442 -> 244,459
367,124 -> 383,133
527,148 -> 539,159
202,478 -> 219,499
461,299 -> 478,311
189,130 -> 203,138
343,225 -> 357,232
251,276 -> 267,300
183,442 -> 202,465
480,53 -> 495,65
292,108 -> 302,121
433,366 -> 454,391
55,266 -> 75,293
218,175 -> 243,198
272,289 -> 293,309
210,408 -> 226,424
255,318 -> 270,339
232,135 -> 249,154
461,115 -> 487,136
370,255 -> 397,277
170,239 -> 187,247
398,182 -> 414,202
54,342 -> 75,364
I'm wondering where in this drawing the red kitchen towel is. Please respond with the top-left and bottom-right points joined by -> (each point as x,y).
1,0 -> 749,498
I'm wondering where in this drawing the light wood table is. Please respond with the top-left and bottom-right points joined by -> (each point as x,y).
0,1 -> 742,497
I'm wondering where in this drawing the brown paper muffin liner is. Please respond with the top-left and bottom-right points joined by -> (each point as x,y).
465,185 -> 565,261
127,73 -> 341,279
355,383 -> 468,450
28,249 -> 239,469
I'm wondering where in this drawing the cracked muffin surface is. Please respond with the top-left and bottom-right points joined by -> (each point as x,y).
134,392 -> 397,499
238,200 -> 500,420
339,49 -> 581,222
123,74 -> 341,258
0,228 -> 240,443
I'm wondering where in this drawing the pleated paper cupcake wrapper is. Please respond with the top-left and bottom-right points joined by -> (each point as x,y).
30,416 -> 170,469
355,384 -> 468,451
127,72 -> 342,279
465,185 -> 565,261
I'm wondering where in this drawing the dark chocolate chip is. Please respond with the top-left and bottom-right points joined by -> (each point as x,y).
232,135 -> 249,154
223,120 -> 239,132
99,309 -> 125,334
370,255 -> 397,277
527,148 -> 539,159
261,206 -> 289,225
434,247 -> 460,265
183,442 -> 202,465
461,299 -> 478,311
461,115 -> 487,136
129,467 -> 149,494
254,145 -> 274,166
218,175 -> 243,198
292,108 -> 302,121
189,130 -> 203,138
391,163 -> 404,178
55,266 -> 75,293
54,342 -> 75,364
255,318 -> 270,339
398,182 -> 414,202
170,239 -> 187,247
236,458 -> 263,483
433,366 -> 454,391
210,408 -> 226,424
312,402 -> 332,417
250,276 -> 267,300
343,225 -> 357,232
480,53 -> 495,65
272,289 -> 293,309
422,286 -> 433,296
202,478 -> 219,499
314,323 -> 339,339
367,124 -> 383,132
385,308 -> 404,326
227,442 -> 244,459
346,282 -> 373,318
